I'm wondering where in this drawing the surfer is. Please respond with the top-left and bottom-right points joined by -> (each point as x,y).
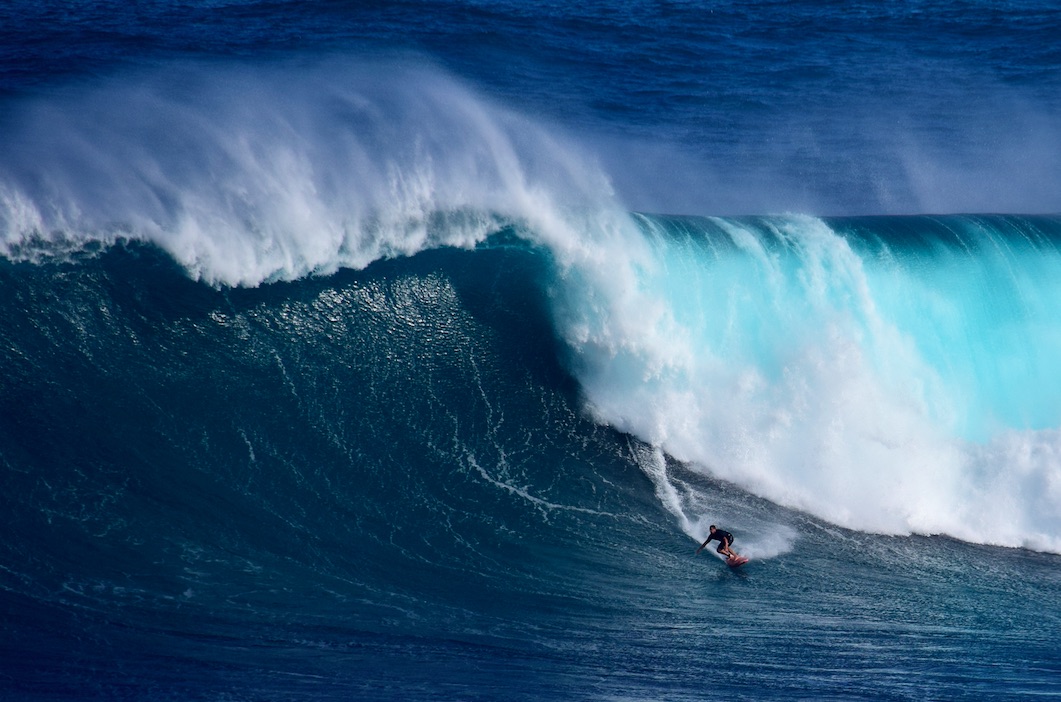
696,525 -> 740,559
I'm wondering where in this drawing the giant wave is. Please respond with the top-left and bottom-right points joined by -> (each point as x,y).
2,59 -> 1059,556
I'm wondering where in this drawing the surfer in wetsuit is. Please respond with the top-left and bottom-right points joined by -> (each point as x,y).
696,525 -> 740,559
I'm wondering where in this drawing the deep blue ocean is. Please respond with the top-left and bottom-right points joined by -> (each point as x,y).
2,2 -> 1060,700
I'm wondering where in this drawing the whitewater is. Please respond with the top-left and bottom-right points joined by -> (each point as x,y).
2,1 -> 1060,700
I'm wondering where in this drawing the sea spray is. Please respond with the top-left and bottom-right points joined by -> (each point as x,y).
0,59 -> 618,286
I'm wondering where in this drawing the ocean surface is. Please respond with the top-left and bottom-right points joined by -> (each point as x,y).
2,1 -> 1060,700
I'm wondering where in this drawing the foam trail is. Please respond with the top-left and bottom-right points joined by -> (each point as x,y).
635,446 -> 699,537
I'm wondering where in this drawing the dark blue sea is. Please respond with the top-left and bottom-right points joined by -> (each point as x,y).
2,2 -> 1060,700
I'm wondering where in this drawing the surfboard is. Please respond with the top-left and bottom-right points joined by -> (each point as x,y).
726,555 -> 749,568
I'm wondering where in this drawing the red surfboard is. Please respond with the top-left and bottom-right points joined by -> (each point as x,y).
726,555 -> 749,568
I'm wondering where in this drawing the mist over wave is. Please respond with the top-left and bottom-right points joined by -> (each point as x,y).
0,58 -> 622,286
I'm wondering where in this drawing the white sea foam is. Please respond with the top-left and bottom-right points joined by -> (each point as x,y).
564,215 -> 1061,554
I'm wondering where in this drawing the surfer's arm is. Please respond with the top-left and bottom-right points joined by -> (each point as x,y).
695,537 -> 711,554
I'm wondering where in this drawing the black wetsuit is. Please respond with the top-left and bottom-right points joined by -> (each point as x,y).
706,529 -> 734,551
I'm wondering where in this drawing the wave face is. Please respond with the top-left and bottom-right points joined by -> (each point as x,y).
0,240 -> 673,697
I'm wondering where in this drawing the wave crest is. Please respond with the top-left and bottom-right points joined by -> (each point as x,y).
0,58 -> 616,285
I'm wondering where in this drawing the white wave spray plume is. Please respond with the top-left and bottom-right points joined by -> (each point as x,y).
0,57 -> 627,286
